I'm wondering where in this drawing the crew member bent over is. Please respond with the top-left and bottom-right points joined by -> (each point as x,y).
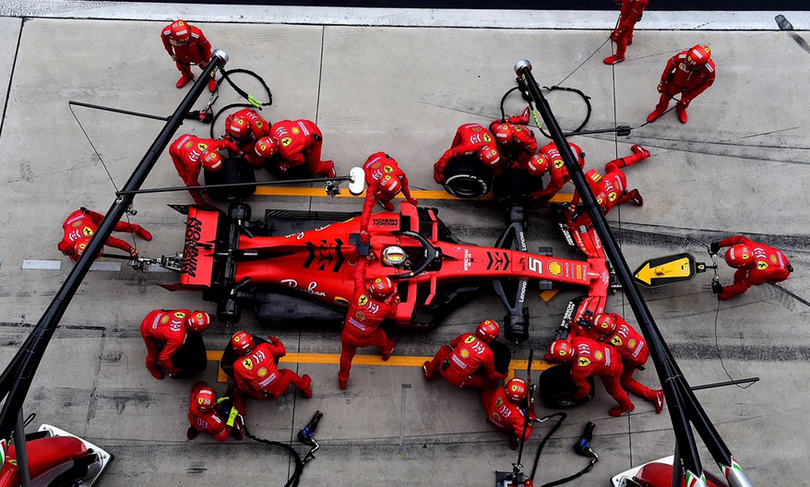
360,152 -> 417,243
525,141 -> 586,205
169,133 -> 240,205
710,236 -> 792,300
480,377 -> 534,450
58,207 -> 152,261
489,109 -> 537,167
433,123 -> 501,184
161,20 -> 217,91
338,255 -> 398,389
423,319 -> 506,388
187,382 -> 244,442
140,309 -> 212,380
252,119 -> 336,178
231,331 -> 313,400
224,108 -> 272,167
647,44 -> 715,124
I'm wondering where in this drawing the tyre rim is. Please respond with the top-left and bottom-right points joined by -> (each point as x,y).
444,174 -> 488,199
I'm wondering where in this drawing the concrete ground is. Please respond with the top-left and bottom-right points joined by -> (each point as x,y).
0,9 -> 808,487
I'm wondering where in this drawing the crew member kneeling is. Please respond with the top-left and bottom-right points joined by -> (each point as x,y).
423,320 -> 506,388
231,331 -> 313,400
140,309 -> 212,380
710,236 -> 792,300
481,377 -> 534,450
187,382 -> 244,442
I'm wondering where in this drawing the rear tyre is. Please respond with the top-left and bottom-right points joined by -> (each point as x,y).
442,155 -> 493,199
538,364 -> 595,408
492,169 -> 543,205
204,157 -> 256,201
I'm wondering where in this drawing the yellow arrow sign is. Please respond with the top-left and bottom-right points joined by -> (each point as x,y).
634,253 -> 698,288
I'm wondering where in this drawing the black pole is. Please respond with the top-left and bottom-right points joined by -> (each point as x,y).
69,100 -> 169,122
115,176 -> 352,197
0,49 -> 230,442
691,377 -> 759,391
513,60 -> 706,484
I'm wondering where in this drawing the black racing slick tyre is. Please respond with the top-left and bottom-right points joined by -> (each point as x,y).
538,364 -> 595,408
170,331 -> 208,379
204,157 -> 256,201
492,169 -> 543,205
442,155 -> 493,199
489,341 -> 512,375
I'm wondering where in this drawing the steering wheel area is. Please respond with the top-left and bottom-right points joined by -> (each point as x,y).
388,230 -> 441,280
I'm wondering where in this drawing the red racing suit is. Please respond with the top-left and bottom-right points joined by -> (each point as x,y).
338,258 -> 397,383
140,309 -> 191,378
529,142 -> 585,203
599,314 -> 659,402
225,108 -> 271,167
433,123 -> 498,183
188,383 -> 232,442
425,333 -> 506,388
570,337 -> 633,415
489,120 -> 537,168
611,0 -> 649,58
569,168 -> 628,218
233,341 -> 310,399
654,50 -> 716,113
57,208 -> 147,261
161,23 -> 212,75
268,119 -> 334,177
360,152 -> 416,236
717,236 -> 791,300
169,134 -> 240,205
480,387 -> 533,449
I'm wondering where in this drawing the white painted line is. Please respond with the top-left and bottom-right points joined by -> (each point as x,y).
4,3 -> 809,31
89,262 -> 122,272
22,259 -> 62,270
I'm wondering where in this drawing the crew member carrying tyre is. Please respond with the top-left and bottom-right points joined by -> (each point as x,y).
433,123 -> 501,185
710,236 -> 793,300
252,119 -> 336,178
359,152 -> 418,243
169,133 -> 241,205
338,254 -> 398,389
489,108 -> 537,167
525,141 -> 586,206
58,207 -> 152,262
223,108 -> 271,167
603,0 -> 650,65
480,377 -> 535,450
592,313 -> 664,413
423,320 -> 506,388
548,337 -> 635,417
231,331 -> 313,400
161,20 -> 217,92
647,44 -> 716,124
187,382 -> 244,442
140,309 -> 212,380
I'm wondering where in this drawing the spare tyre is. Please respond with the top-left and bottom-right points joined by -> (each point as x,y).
442,154 -> 493,199
538,363 -> 595,408
204,156 -> 256,201
489,340 -> 512,375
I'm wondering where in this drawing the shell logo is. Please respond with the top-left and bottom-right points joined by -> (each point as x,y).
770,255 -> 778,264
257,367 -> 268,378
292,127 -> 300,134
628,338 -> 637,349
548,261 -> 562,277
594,351 -> 604,361
160,315 -> 170,324
460,349 -> 470,359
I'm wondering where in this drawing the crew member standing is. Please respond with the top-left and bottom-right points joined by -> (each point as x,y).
710,236 -> 792,300
231,331 -> 313,400
140,309 -> 212,380
58,207 -> 152,261
168,133 -> 241,205
603,0 -> 650,65
480,377 -> 534,450
423,320 -> 506,388
161,20 -> 217,92
224,108 -> 272,167
647,44 -> 715,123
359,152 -> 417,243
433,123 -> 501,184
338,256 -> 398,389
252,119 -> 336,178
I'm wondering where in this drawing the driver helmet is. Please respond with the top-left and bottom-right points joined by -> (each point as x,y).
170,20 -> 192,43
186,311 -> 212,333
492,123 -> 515,145
231,331 -> 255,356
379,174 -> 402,195
505,377 -> 528,403
194,386 -> 217,413
725,244 -> 753,268
549,339 -> 573,362
592,313 -> 617,335
74,236 -> 93,257
686,44 -> 711,70
368,277 -> 395,300
382,246 -> 407,267
201,150 -> 223,172
254,136 -> 278,159
226,115 -> 250,141
477,145 -> 500,166
476,319 -> 500,343
526,153 -> 549,177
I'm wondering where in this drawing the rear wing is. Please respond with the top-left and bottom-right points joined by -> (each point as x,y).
180,206 -> 222,287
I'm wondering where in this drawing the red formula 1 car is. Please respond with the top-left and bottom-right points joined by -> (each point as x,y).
154,201 -> 612,342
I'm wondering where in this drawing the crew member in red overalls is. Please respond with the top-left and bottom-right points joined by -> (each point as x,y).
548,337 -> 635,416
231,331 -> 313,400
168,133 -> 241,205
140,309 -> 212,380
433,123 -> 501,184
58,207 -> 152,261
338,256 -> 398,389
489,108 -> 537,168
423,320 -> 506,388
480,377 -> 534,450
160,20 -> 217,91
252,120 -> 336,178
592,313 -> 664,413
224,108 -> 272,167
710,236 -> 793,300
187,382 -> 244,442
603,0 -> 650,65
525,141 -> 586,205
647,44 -> 716,124
359,152 -> 417,243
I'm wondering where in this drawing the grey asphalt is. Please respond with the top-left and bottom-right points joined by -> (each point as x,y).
0,13 -> 808,487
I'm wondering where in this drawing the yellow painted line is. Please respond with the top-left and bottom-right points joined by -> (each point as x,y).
540,289 -> 560,302
254,186 -> 573,203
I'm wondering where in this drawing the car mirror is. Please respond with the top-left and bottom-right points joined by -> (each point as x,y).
348,167 -> 366,196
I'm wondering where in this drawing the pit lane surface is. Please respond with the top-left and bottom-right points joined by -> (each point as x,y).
0,10 -> 808,487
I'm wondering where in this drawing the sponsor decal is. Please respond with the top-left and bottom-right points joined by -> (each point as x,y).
356,311 -> 365,321
518,281 -> 527,303
463,249 -> 472,272
576,265 -> 583,280
292,127 -> 300,134
257,367 -> 268,378
628,338 -> 637,349
181,216 -> 203,278
594,351 -> 604,361
280,279 -> 327,297
491,412 -> 501,422
770,254 -> 778,264
335,296 -> 349,306
548,261 -> 562,277
460,349 -> 470,359
160,315 -> 170,324
528,257 -> 543,275
372,218 -> 398,227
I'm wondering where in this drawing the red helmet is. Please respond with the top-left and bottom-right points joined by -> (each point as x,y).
187,311 -> 212,333
593,313 -> 617,335
505,377 -> 528,403
254,136 -> 278,159
368,277 -> 395,300
379,174 -> 402,195
476,319 -> 500,343
201,150 -> 223,172
725,244 -> 753,268
170,20 -> 192,43
194,386 -> 217,413
478,145 -> 500,166
231,331 -> 255,356
549,339 -> 573,362
492,123 -> 515,144
226,115 -> 250,140
74,236 -> 92,257
526,153 -> 549,177
686,44 -> 711,69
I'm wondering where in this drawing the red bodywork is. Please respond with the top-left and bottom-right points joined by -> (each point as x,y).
0,436 -> 88,487
632,462 -> 727,487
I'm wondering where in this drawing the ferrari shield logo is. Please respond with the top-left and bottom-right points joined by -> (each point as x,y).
242,358 -> 253,371
82,226 -> 94,236
464,335 -> 477,344
495,397 -> 503,407
554,159 -> 564,169
757,261 -> 768,270
608,192 -> 618,202
384,165 -> 394,173
281,137 -> 293,147
197,143 -> 208,152
611,336 -> 623,347
174,311 -> 187,319
483,133 -> 492,142
578,357 -> 591,367
357,294 -> 369,307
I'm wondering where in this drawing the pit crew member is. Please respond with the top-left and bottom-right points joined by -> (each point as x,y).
187,382 -> 244,442
160,20 -> 217,92
360,152 -> 417,243
252,119 -> 336,178
525,141 -> 586,205
169,133 -> 241,205
224,108 -> 272,167
58,207 -> 152,261
480,377 -> 535,450
433,123 -> 501,184
710,236 -> 793,300
647,44 -> 716,124
488,108 -> 537,167
423,320 -> 506,388
231,331 -> 313,400
140,309 -> 212,380
603,0 -> 650,65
